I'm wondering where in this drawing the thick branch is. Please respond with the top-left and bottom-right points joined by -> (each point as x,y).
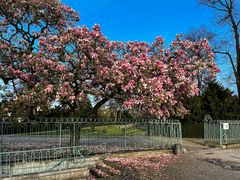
92,98 -> 110,117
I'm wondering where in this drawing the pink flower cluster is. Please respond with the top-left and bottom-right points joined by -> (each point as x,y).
106,154 -> 177,171
91,168 -> 109,178
98,162 -> 121,175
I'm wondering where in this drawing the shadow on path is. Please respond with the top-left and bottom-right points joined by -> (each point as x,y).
164,138 -> 240,180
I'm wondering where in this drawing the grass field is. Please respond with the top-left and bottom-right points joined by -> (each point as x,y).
26,125 -> 146,137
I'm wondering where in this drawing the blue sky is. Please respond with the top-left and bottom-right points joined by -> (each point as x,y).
62,0 -> 214,44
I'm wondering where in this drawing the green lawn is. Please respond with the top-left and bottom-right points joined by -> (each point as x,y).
25,125 -> 145,137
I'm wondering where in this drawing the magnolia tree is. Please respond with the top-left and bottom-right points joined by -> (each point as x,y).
0,0 -> 219,119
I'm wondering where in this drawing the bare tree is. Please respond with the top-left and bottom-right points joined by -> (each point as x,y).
185,26 -> 216,92
200,0 -> 240,96
185,26 -> 216,42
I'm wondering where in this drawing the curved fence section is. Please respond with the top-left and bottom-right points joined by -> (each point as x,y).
0,118 -> 182,177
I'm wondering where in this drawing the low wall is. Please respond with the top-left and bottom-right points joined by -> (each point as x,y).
204,141 -> 240,149
3,167 -> 89,180
1,156 -> 101,179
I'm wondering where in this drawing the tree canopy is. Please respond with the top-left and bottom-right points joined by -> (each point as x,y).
0,0 -> 219,119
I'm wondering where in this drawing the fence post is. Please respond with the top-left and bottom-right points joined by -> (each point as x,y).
219,123 -> 222,146
224,129 -> 227,144
179,122 -> 182,145
124,123 -> 127,149
59,122 -> 62,147
204,121 -> 206,143
170,122 -> 173,138
73,122 -> 76,146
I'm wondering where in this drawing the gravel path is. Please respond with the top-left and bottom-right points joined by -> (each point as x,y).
164,139 -> 240,180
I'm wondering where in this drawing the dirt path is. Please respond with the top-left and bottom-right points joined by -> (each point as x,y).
164,139 -> 240,180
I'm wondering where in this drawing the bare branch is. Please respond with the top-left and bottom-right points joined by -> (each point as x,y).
217,14 -> 230,24
205,3 -> 228,12
237,19 -> 240,26
222,0 -> 230,8
214,50 -> 237,77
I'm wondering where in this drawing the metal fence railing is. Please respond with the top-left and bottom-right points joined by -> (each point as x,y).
204,119 -> 240,146
0,146 -> 90,177
0,118 -> 182,178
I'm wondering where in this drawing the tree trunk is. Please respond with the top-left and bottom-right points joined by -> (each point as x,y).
236,34 -> 240,97
92,98 -> 110,117
237,75 -> 240,97
70,123 -> 81,146
230,8 -> 240,97
147,124 -> 152,136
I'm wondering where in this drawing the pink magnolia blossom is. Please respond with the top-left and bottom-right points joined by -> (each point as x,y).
44,85 -> 53,94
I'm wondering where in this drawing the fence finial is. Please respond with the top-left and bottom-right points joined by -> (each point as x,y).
204,114 -> 212,122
